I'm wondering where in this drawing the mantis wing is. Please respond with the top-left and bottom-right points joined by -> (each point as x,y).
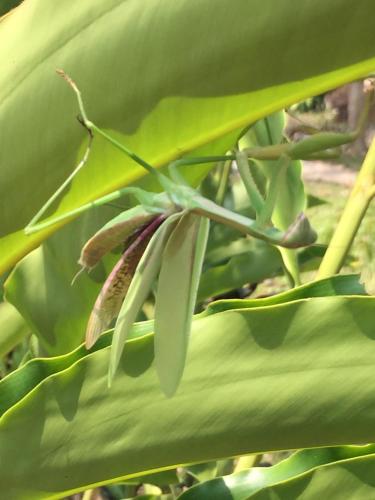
108,212 -> 182,386
79,191 -> 172,269
80,206 -> 158,270
154,214 -> 210,397
85,215 -> 166,349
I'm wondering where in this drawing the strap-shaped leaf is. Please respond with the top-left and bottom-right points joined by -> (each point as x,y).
109,212 -> 182,385
154,214 -> 209,397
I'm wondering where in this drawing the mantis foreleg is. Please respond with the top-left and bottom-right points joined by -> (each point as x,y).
24,127 -> 93,234
256,155 -> 290,228
236,150 -> 265,217
25,186 -> 164,234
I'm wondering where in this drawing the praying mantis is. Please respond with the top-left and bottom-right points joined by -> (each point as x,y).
24,71 -> 373,396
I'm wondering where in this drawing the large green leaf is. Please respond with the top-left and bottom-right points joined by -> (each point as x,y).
0,275 -> 361,413
0,279 -> 374,498
0,0 -> 22,17
2,0 -> 375,273
0,276 -> 360,415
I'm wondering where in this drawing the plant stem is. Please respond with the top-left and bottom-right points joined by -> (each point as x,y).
316,137 -> 375,279
257,155 -> 288,227
215,158 -> 232,205
169,484 -> 179,499
82,489 -> 97,500
233,454 -> 261,473
279,248 -> 301,287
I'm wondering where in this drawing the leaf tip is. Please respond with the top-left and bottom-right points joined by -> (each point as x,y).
85,308 -> 110,350
107,369 -> 114,389
160,379 -> 179,399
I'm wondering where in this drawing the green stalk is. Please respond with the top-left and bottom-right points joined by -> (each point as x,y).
279,248 -> 301,287
215,158 -> 232,205
257,155 -> 289,227
82,489 -> 96,500
233,454 -> 261,473
316,137 -> 375,279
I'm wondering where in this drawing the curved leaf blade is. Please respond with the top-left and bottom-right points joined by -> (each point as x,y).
2,1 -> 375,271
246,453 -> 375,500
1,293 -> 375,497
180,445 -> 375,499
